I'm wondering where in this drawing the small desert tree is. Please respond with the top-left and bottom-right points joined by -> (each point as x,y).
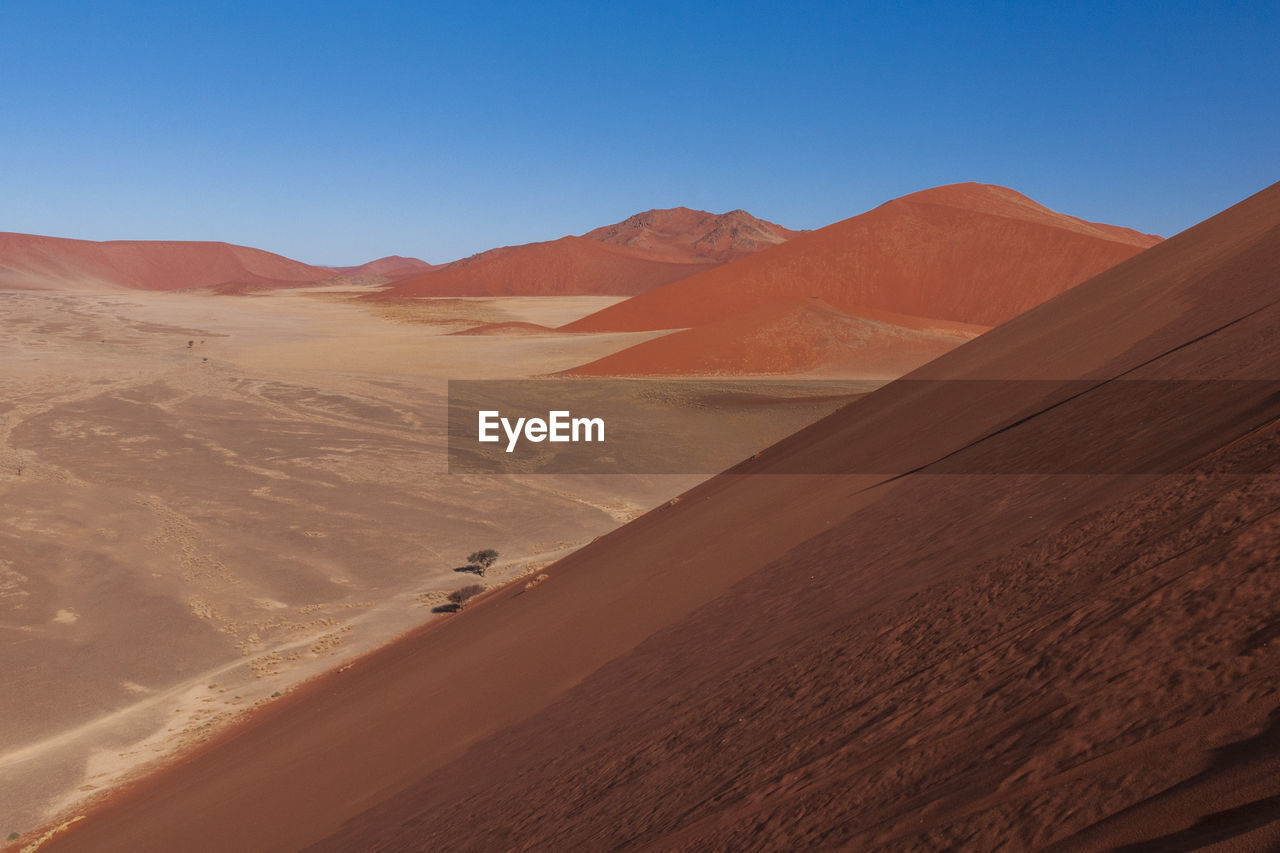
467,549 -> 499,576
448,583 -> 485,611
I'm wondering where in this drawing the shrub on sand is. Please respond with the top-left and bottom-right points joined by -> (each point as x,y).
448,584 -> 485,610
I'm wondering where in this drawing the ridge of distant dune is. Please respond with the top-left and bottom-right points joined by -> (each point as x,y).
449,321 -> 556,335
582,206 -> 799,262
369,207 -> 799,299
328,255 -> 434,278
0,232 -> 336,292
368,236 -> 715,298
563,182 -> 1162,333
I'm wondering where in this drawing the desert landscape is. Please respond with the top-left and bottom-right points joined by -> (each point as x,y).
5,4 -> 1277,851
0,183 -> 1165,847
3,178 -> 1272,853
0,271 -> 888,838
1,175 -> 1243,851
0,285 -> 676,831
0,202 -> 904,840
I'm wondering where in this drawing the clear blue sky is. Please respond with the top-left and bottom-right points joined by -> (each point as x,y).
2,1 -> 1276,264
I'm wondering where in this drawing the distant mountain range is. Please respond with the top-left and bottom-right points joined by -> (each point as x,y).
0,187 -> 1162,378
0,206 -> 796,296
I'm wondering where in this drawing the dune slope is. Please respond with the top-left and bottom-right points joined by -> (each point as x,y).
42,181 -> 1280,853
0,233 -> 334,291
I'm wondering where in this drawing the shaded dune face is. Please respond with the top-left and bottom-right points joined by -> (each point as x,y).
369,208 -> 798,299
42,183 -> 1280,852
563,182 -> 1162,334
0,233 -> 335,291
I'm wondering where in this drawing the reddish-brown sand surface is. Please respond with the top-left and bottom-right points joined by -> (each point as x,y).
566,298 -> 986,377
33,181 -> 1280,852
0,233 -> 336,292
563,183 -> 1162,333
371,208 -> 797,299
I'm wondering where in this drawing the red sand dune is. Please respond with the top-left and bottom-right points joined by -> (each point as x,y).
0,232 -> 335,292
563,183 -> 1162,333
327,255 -> 434,278
370,207 -> 798,299
565,297 -> 985,377
368,236 -> 714,298
581,206 -> 798,262
41,182 -> 1280,852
